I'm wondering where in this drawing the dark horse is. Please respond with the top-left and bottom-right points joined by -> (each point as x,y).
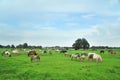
100,50 -> 104,54
28,50 -> 37,56
60,50 -> 67,53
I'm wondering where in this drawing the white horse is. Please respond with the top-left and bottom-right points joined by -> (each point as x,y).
12,49 -> 19,55
71,53 -> 80,60
2,50 -> 11,57
88,53 -> 102,63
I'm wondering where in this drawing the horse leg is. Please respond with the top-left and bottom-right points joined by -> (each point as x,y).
31,57 -> 33,62
37,57 -> 40,61
2,53 -> 4,56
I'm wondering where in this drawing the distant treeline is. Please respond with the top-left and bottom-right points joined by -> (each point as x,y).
91,46 -> 120,49
0,43 -> 42,49
0,43 -> 119,49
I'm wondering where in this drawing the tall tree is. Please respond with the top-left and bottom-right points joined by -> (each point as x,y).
72,38 -> 90,50
11,44 -> 15,48
82,38 -> 90,49
23,43 -> 28,48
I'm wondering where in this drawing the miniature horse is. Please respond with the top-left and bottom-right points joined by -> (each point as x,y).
108,50 -> 116,54
71,53 -> 80,60
28,50 -> 37,56
2,50 -> 11,57
79,52 -> 88,61
12,49 -> 19,55
88,53 -> 102,63
31,55 -> 40,62
100,50 -> 104,54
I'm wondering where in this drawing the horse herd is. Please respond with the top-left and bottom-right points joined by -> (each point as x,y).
1,49 -> 117,63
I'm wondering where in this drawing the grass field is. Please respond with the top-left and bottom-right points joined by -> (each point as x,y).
0,48 -> 120,80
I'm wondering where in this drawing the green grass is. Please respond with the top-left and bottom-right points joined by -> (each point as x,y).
0,48 -> 120,80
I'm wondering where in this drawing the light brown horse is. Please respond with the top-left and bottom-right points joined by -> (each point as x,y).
31,55 -> 40,62
108,50 -> 116,54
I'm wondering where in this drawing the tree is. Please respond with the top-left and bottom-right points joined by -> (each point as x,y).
23,43 -> 28,48
72,38 -> 90,50
82,38 -> 90,49
11,44 -> 15,48
72,38 -> 82,50
16,44 -> 23,48
0,45 -> 3,48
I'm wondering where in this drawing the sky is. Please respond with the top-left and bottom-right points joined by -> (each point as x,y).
0,0 -> 120,47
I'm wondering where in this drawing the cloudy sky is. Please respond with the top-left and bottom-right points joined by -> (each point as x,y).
0,0 -> 120,47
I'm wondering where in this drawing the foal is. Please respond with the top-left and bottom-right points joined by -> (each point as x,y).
31,55 -> 40,62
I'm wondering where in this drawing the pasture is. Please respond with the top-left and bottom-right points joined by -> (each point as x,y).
0,48 -> 120,80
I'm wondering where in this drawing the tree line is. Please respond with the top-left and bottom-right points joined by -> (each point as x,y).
0,43 -> 42,49
0,38 -> 119,49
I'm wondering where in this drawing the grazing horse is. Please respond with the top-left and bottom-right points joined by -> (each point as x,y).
48,50 -> 52,55
60,50 -> 67,54
79,52 -> 88,61
12,49 -> 19,55
71,53 -> 80,60
88,53 -> 102,63
2,50 -> 11,57
42,50 -> 47,54
28,50 -> 37,56
100,50 -> 104,54
64,53 -> 71,57
108,50 -> 116,54
81,52 -> 88,56
56,49 -> 60,53
80,55 -> 86,61
31,55 -> 40,62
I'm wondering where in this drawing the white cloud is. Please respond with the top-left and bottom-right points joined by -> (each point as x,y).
0,21 -> 120,47
0,0 -> 120,16
0,0 -> 120,47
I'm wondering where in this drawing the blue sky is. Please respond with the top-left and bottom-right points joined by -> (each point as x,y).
0,0 -> 120,47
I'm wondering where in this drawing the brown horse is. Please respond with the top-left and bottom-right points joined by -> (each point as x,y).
108,50 -> 116,54
28,50 -> 37,56
31,55 -> 40,62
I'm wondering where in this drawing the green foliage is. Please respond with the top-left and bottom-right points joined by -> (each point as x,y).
72,38 -> 90,50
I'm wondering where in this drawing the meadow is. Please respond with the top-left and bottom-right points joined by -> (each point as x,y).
0,48 -> 120,80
